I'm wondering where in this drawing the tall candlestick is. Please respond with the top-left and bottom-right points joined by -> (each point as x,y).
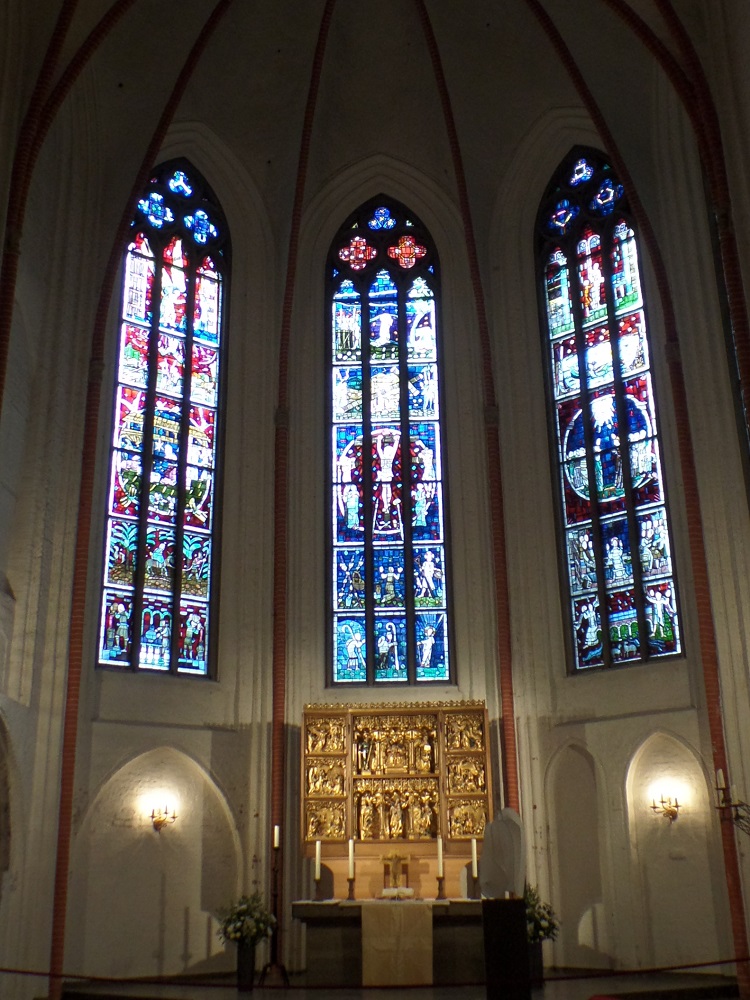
437,836 -> 444,878
315,839 -> 321,880
348,838 -> 355,879
273,824 -> 280,849
471,837 -> 478,878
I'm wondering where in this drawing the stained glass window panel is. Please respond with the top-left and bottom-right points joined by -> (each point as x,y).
329,199 -> 451,684
538,149 -> 681,670
99,162 -> 227,675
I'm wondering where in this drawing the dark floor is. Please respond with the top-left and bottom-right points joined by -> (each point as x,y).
56,969 -> 739,1000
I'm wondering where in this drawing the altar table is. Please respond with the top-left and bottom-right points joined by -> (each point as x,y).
292,898 -> 485,987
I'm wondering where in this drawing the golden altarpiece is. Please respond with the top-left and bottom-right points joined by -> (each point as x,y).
301,702 -> 492,899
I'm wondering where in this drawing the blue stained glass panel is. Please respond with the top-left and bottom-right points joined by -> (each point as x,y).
369,301 -> 398,362
138,192 -> 174,228
411,483 -> 443,541
368,206 -> 397,230
374,614 -> 408,681
334,366 -> 363,422
545,250 -> 575,337
409,422 -> 439,482
406,298 -> 436,361
415,611 -> 449,681
370,365 -> 400,422
408,364 -> 439,418
139,594 -> 172,670
551,335 -> 579,399
371,426 -> 403,537
105,518 -> 138,587
618,312 -> 648,378
572,595 -> 604,669
168,170 -> 193,196
569,158 -> 594,186
183,533 -> 211,599
184,209 -> 218,244
601,517 -> 632,586
334,294 -> 362,363
413,546 -> 446,607
589,178 -> 624,215
565,525 -> 599,595
547,199 -> 579,235
152,397 -> 182,460
577,230 -> 607,326
99,589 -> 134,665
583,327 -> 614,388
637,506 -> 672,580
334,615 -> 367,682
611,222 -> 642,314
373,548 -> 406,607
644,581 -> 679,655
336,548 -> 366,609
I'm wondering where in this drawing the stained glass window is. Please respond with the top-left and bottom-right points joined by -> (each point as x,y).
99,162 -> 228,675
537,150 -> 681,671
328,198 -> 451,685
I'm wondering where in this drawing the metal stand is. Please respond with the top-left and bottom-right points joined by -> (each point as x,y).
259,846 -> 289,987
347,876 -> 356,900
436,875 -> 446,900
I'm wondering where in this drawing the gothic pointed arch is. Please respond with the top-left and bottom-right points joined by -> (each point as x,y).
98,160 -> 229,676
537,148 -> 681,671
328,196 -> 452,685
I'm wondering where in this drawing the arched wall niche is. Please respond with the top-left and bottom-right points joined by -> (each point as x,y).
286,152 -> 498,717
625,730 -> 727,971
546,740 -> 612,970
68,746 -> 242,980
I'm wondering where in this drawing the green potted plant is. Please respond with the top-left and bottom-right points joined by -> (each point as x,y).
524,883 -> 559,985
218,891 -> 276,992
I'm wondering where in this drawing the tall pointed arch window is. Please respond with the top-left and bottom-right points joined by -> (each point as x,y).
537,150 -> 682,671
98,162 -> 228,675
328,198 -> 451,685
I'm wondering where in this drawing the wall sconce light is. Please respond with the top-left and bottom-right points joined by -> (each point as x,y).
150,805 -> 178,833
651,796 -> 680,823
715,770 -> 750,835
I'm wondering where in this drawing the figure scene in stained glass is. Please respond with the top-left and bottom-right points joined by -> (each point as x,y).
538,148 -> 681,669
329,198 -> 450,684
100,161 -> 226,674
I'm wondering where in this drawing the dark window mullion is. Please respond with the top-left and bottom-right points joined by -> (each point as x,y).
131,252 -> 164,670
601,221 -> 650,659
397,276 -> 417,683
360,271 -> 375,685
169,261 -> 197,673
569,228 -> 613,666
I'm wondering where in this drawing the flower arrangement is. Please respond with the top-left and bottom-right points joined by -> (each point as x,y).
217,891 -> 276,946
524,883 -> 559,943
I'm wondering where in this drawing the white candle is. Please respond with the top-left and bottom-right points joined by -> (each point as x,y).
717,768 -> 726,789
471,837 -> 478,878
315,840 -> 321,880
437,836 -> 444,878
348,838 -> 354,879
273,824 -> 280,849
